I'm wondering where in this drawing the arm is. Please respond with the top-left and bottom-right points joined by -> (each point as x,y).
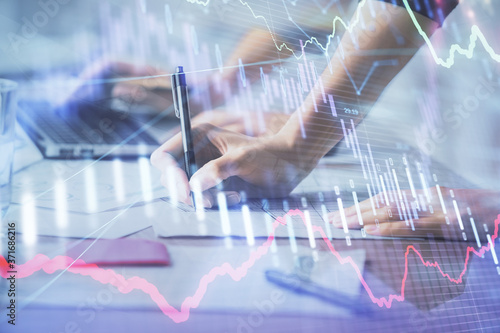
275,0 -> 440,164
151,0 -> 451,206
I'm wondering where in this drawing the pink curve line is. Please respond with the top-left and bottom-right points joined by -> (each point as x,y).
1,211 -> 499,322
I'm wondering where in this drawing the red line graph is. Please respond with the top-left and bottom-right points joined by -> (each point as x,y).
1,210 -> 499,323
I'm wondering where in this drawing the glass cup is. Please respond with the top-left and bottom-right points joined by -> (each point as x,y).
0,79 -> 18,218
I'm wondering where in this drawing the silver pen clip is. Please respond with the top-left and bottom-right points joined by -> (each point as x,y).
171,74 -> 180,118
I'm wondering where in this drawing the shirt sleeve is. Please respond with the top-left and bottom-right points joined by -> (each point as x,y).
371,0 -> 459,26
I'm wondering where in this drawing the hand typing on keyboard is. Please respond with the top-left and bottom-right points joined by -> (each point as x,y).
56,59 -> 172,113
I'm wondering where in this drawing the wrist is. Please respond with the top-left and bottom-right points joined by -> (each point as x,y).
269,128 -> 332,173
274,113 -> 343,163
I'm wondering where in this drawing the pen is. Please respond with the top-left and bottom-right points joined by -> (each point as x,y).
172,66 -> 197,208
264,269 -> 372,315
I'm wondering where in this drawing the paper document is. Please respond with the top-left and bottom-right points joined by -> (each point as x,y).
11,159 -> 165,214
3,200 -> 162,238
152,195 -> 397,240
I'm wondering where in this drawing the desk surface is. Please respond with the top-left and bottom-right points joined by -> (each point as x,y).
3,217 -> 500,333
2,133 -> 500,332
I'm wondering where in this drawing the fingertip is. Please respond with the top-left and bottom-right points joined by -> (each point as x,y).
328,212 -> 342,227
151,151 -> 178,170
202,196 -> 213,209
174,187 -> 189,206
327,211 -> 336,221
226,192 -> 241,206
331,220 -> 343,228
150,149 -> 164,168
112,83 -> 133,97
177,180 -> 191,203
346,216 -> 363,229
364,224 -> 382,235
190,171 -> 221,193
185,193 -> 193,206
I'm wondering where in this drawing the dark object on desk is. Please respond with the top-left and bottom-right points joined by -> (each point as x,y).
66,238 -> 171,266
17,99 -> 168,159
265,269 -> 373,316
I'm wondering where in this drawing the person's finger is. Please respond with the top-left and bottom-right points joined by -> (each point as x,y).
112,81 -> 173,112
151,133 -> 184,165
189,150 -> 243,192
328,193 -> 383,223
159,164 -> 191,204
83,60 -> 167,88
330,188 -> 425,226
222,191 -> 241,206
350,204 -> 400,227
151,148 -> 179,170
107,62 -> 164,80
364,218 -> 444,238
344,193 -> 389,217
151,152 -> 191,204
112,83 -> 135,99
200,189 -> 216,208
116,75 -> 170,90
112,83 -> 149,103
192,110 -> 236,127
364,221 -> 415,237
328,204 -> 359,224
211,189 -> 241,207
197,189 -> 242,209
346,190 -> 449,228
330,197 -> 404,229
78,60 -> 136,81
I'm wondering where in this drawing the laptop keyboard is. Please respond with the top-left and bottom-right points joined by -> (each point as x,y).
18,100 -> 159,146
34,109 -> 83,144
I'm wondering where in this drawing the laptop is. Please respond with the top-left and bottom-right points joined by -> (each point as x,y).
13,65 -> 180,160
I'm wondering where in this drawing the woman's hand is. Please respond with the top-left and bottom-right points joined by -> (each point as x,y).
329,186 -> 500,240
56,59 -> 172,112
191,110 -> 290,138
150,121 -> 317,208
110,64 -> 173,113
